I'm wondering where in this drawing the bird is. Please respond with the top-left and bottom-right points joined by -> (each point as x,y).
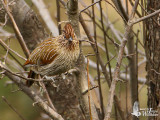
24,23 -> 80,87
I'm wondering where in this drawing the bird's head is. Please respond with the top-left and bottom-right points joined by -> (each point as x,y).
63,23 -> 76,42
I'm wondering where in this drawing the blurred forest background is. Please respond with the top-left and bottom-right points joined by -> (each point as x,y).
0,0 -> 160,120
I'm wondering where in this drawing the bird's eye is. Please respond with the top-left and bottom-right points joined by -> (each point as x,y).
64,36 -> 66,39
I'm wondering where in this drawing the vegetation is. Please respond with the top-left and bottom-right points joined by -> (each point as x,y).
0,0 -> 160,120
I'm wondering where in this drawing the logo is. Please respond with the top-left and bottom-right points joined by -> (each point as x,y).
131,101 -> 141,117
131,101 -> 158,117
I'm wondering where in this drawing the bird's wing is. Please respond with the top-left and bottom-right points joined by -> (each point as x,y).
24,38 -> 59,66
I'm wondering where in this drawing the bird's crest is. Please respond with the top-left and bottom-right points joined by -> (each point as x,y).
63,23 -> 75,40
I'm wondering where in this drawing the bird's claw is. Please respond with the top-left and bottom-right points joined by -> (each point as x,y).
68,68 -> 79,75
61,73 -> 66,79
43,75 -> 55,82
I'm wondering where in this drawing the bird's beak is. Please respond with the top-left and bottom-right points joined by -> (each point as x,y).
68,37 -> 73,42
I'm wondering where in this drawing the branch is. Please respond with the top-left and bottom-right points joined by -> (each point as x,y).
0,0 -> 48,51
31,0 -> 58,36
1,0 -> 30,58
0,65 -> 52,82
0,39 -> 26,61
132,9 -> 160,25
81,0 -> 129,54
111,0 -> 129,21
2,96 -> 26,120
79,14 -> 126,120
86,58 -> 92,120
104,0 -> 140,119
0,62 -> 64,120
82,85 -> 99,95
87,58 -> 147,84
40,82 -> 57,111
56,0 -> 61,35
80,0 -> 101,13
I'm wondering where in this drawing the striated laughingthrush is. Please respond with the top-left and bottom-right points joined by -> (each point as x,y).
24,23 -> 80,86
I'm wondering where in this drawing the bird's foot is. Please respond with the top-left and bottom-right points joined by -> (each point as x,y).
61,73 -> 66,80
43,75 -> 57,87
43,75 -> 55,82
67,68 -> 80,75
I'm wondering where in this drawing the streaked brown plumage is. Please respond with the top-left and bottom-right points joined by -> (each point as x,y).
24,23 -> 80,86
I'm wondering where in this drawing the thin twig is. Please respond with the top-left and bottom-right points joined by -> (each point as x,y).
0,39 -> 26,61
56,0 -> 61,35
0,13 -> 8,26
91,5 -> 105,117
82,85 -> 99,95
80,0 -> 125,50
80,0 -> 101,13
86,58 -> 92,120
79,14 -> 126,120
99,0 -> 113,82
124,53 -> 136,58
99,1 -> 111,118
104,0 -> 127,23
79,39 -> 95,45
132,30 -> 144,48
136,30 -> 139,91
105,55 -> 116,67
0,63 -> 64,120
132,9 -> 160,25
92,0 -> 96,46
138,1 -> 160,26
104,0 -> 140,119
138,81 -> 146,94
1,0 -> 30,58
0,48 -> 24,68
40,82 -> 57,111
31,0 -> 58,36
88,58 -> 147,84
128,0 -> 141,17
11,89 -> 22,93
0,65 -> 52,82
125,0 -> 128,15
125,66 -> 128,116
2,96 -> 26,120
80,1 -> 122,49
4,38 -> 10,63
85,54 -> 95,57
151,69 -> 160,75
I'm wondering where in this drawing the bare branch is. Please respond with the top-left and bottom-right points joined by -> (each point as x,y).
86,58 -> 93,120
79,13 -> 126,120
82,85 -> 99,95
40,82 -> 57,111
80,0 -> 101,13
132,9 -> 160,25
4,38 -> 10,63
0,62 -> 64,120
0,65 -> 52,82
1,0 -> 30,57
104,0 -> 140,119
31,0 -> 58,36
56,0 -> 61,35
0,39 -> 26,61
2,96 -> 26,120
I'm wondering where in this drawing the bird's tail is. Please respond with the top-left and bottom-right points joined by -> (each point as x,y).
26,70 -> 36,87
